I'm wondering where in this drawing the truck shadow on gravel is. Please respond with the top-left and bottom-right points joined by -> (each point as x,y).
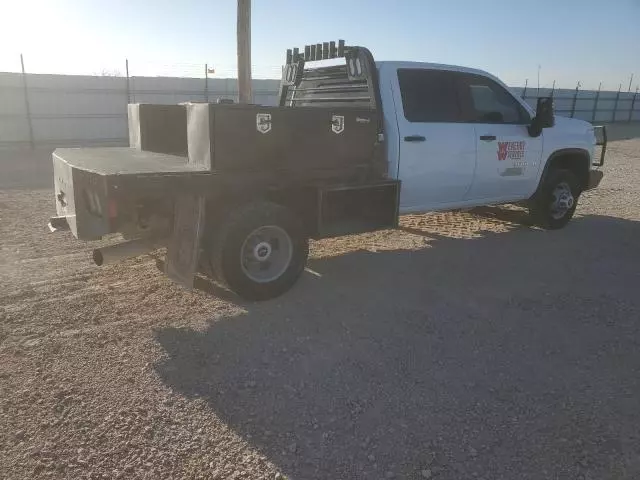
155,214 -> 640,480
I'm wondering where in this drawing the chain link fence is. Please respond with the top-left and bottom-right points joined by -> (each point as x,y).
516,82 -> 640,123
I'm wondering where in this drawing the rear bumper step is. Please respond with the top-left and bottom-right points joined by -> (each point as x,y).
48,216 -> 70,233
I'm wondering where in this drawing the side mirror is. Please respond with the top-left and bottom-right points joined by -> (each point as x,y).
528,96 -> 555,137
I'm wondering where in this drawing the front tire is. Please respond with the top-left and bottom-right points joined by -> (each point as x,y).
209,201 -> 309,301
529,168 -> 581,230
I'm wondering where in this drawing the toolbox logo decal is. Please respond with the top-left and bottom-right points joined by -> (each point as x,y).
331,115 -> 345,134
497,141 -> 525,161
256,113 -> 272,134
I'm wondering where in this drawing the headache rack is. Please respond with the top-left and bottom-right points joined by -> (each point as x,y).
277,39 -> 381,111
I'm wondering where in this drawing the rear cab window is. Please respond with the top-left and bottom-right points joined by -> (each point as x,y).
397,69 -> 462,123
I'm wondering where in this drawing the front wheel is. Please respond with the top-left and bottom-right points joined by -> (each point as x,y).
529,169 -> 581,230
209,201 -> 309,301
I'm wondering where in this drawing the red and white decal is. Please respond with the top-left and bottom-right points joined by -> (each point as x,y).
497,141 -> 525,161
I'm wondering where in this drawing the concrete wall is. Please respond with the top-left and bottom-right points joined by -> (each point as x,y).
0,71 -> 638,148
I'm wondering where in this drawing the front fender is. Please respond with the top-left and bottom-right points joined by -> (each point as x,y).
533,148 -> 591,197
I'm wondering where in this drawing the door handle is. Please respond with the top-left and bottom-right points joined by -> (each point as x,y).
404,135 -> 426,142
479,135 -> 496,141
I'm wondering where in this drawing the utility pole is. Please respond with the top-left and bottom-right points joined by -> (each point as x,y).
237,0 -> 252,104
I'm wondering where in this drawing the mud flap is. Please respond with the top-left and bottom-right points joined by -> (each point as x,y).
165,195 -> 206,289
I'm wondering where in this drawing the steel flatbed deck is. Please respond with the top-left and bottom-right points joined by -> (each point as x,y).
53,147 -> 209,176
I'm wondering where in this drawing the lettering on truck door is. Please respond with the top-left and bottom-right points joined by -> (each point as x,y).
456,73 -> 543,201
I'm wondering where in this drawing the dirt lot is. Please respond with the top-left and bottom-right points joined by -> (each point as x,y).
1,134 -> 640,479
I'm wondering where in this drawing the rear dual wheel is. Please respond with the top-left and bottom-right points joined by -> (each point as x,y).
209,201 -> 309,301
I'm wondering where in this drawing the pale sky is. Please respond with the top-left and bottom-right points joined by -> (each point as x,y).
1,0 -> 639,90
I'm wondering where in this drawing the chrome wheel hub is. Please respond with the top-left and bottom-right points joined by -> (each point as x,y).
551,181 -> 574,219
240,225 -> 293,283
253,241 -> 272,261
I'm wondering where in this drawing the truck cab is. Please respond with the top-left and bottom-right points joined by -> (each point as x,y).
376,61 -> 602,215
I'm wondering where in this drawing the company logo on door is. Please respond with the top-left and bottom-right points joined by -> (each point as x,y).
497,141 -> 526,161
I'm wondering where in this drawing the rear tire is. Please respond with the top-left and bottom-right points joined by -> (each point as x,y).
209,201 -> 308,301
529,168 -> 581,230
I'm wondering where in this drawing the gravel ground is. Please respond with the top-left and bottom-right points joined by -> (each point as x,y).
1,135 -> 639,479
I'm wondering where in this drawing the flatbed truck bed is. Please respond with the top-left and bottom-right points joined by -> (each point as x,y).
53,147 -> 210,176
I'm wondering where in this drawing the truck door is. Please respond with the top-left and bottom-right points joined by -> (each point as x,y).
455,73 -> 543,201
392,68 -> 476,211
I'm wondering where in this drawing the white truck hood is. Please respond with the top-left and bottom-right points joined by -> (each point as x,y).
553,115 -> 595,135
546,116 -> 597,163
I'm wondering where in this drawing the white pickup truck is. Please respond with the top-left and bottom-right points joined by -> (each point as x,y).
49,40 -> 606,300
378,62 -> 605,223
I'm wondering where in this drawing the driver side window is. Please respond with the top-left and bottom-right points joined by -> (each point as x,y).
459,74 -> 530,124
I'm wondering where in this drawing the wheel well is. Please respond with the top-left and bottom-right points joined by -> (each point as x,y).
205,188 -> 318,237
543,150 -> 590,190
